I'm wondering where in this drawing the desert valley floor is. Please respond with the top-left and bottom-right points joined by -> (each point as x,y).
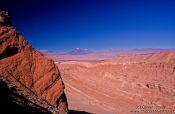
52,51 -> 175,114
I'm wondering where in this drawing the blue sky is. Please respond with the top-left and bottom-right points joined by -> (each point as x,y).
1,0 -> 175,51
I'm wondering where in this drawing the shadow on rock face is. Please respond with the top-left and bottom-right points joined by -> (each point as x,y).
0,46 -> 18,60
0,79 -> 52,114
69,110 -> 93,114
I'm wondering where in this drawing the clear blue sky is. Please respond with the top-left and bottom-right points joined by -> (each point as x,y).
1,0 -> 175,51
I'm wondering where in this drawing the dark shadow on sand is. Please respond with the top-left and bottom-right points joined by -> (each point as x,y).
69,110 -> 93,114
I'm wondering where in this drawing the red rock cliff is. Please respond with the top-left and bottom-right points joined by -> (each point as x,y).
0,26 -> 68,113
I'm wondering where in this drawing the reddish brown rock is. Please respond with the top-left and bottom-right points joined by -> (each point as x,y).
0,26 -> 68,113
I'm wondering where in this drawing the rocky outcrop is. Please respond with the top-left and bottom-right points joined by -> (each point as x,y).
0,26 -> 68,113
0,11 -> 12,26
0,77 -> 62,114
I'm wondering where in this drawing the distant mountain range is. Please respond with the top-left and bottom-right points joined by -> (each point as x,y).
40,48 -> 94,55
40,48 -> 175,61
68,48 -> 93,55
40,48 -> 175,55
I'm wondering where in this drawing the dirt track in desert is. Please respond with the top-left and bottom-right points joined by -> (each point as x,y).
55,51 -> 175,114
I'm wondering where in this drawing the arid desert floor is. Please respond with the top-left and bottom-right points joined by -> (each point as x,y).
52,51 -> 175,114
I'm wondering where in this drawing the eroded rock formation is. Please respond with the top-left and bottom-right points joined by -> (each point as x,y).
0,26 -> 68,113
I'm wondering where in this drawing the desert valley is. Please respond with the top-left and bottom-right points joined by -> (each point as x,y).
44,49 -> 175,114
0,24 -> 175,114
1,0 -> 175,113
1,24 -> 175,114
